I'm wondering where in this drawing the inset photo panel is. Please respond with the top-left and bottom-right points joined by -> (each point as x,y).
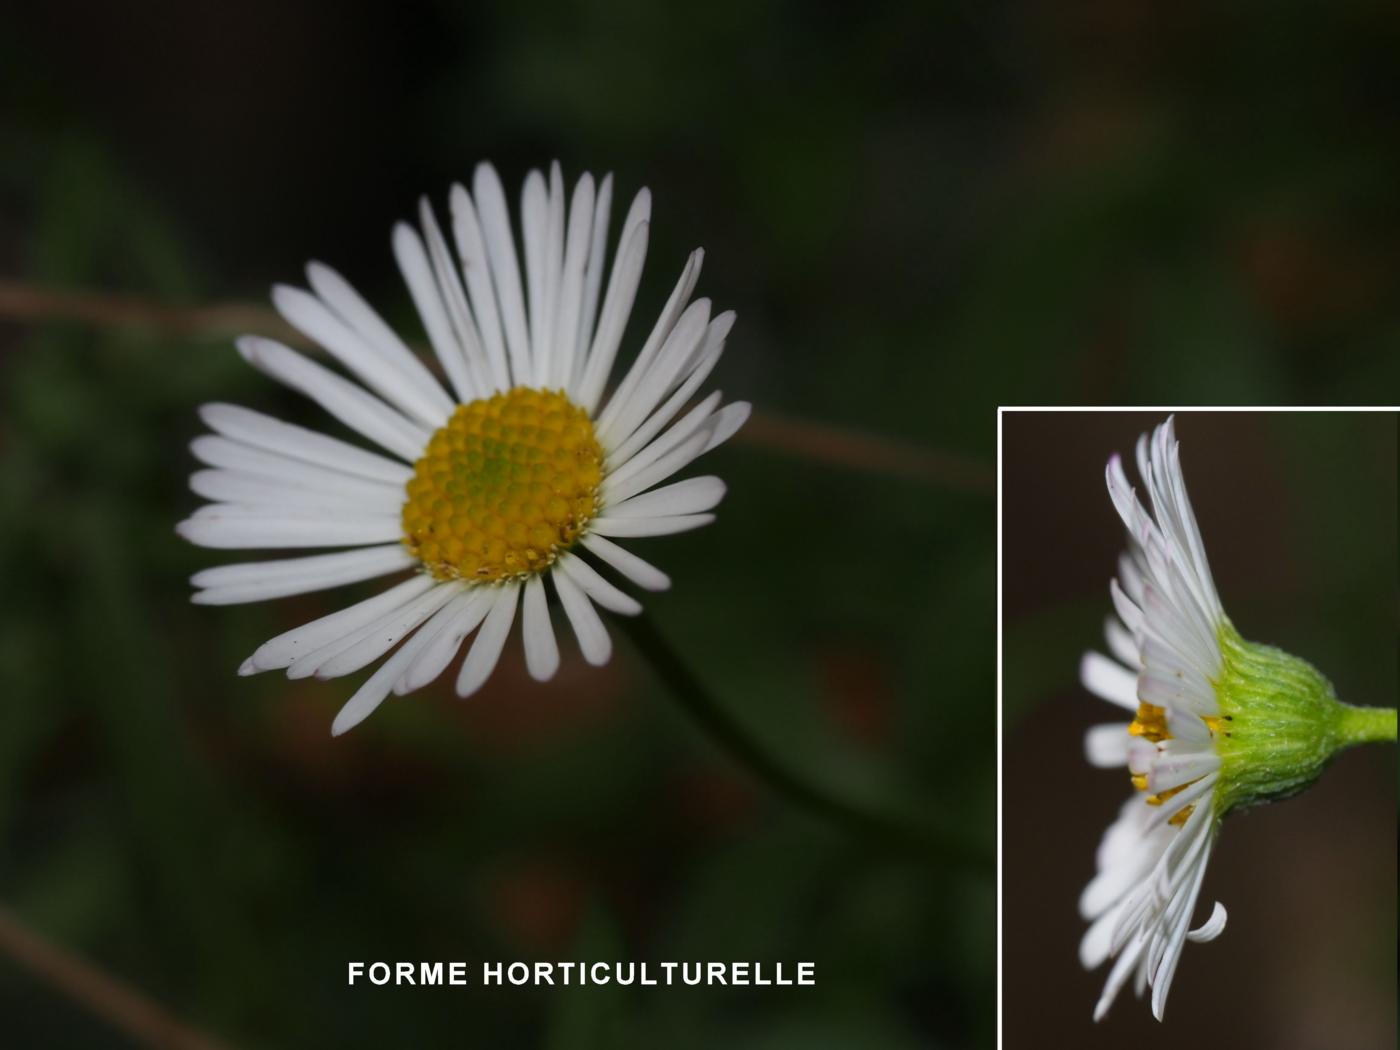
999,409 -> 1397,1048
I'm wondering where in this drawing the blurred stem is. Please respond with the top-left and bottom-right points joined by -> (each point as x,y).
0,279 -> 992,492
619,613 -> 993,875
0,903 -> 235,1050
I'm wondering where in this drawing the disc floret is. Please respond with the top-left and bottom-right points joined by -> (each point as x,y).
401,387 -> 605,582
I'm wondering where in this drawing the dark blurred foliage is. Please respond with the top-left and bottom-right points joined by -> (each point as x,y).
1003,412 -> 1396,1049
0,0 -> 1397,1046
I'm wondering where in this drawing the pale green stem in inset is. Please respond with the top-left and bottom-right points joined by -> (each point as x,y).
1334,704 -> 1398,748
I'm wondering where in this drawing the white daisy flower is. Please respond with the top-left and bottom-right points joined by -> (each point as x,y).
1074,413 -> 1400,1022
178,161 -> 749,736
1077,417 -> 1230,1022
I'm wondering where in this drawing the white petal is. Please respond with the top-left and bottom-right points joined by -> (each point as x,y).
198,403 -> 412,485
1080,651 -> 1139,710
595,248 -> 701,423
1146,749 -> 1220,794
273,283 -> 450,428
576,210 -> 649,410
472,162 -> 532,385
291,582 -> 457,679
236,337 -> 428,462
303,261 -> 455,417
329,604 -> 452,737
521,169 -> 549,379
448,183 -> 512,391
552,566 -> 611,665
554,552 -> 641,615
191,545 -> 414,605
1084,723 -> 1130,768
521,575 -> 560,681
702,401 -> 751,453
188,469 -> 402,515
549,172 -> 594,389
580,533 -> 671,592
605,313 -> 732,467
605,391 -> 721,491
420,197 -> 497,395
598,297 -> 711,449
392,221 -> 477,403
601,429 -> 711,507
189,436 -> 398,493
247,575 -> 434,671
575,173 -> 614,381
1186,902 -> 1227,942
606,476 -> 726,519
176,510 -> 402,549
395,588 -> 493,695
590,513 -> 715,538
1104,616 -> 1138,667
456,583 -> 520,697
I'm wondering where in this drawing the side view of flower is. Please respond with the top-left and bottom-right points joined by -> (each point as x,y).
1077,416 -> 1396,1022
177,161 -> 749,736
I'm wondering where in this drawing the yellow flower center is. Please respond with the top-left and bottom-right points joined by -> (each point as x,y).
1127,702 -> 1226,828
401,387 -> 604,582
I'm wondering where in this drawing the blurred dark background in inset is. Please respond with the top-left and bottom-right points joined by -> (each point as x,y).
1,0 -> 1398,1046
1002,411 -> 1396,1050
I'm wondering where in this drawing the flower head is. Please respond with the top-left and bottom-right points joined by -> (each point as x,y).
178,162 -> 748,735
1077,416 -> 1387,1021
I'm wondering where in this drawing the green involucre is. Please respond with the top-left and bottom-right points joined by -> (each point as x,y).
1212,622 -> 1395,816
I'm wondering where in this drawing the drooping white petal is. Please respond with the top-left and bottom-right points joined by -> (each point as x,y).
552,565 -> 611,665
246,575 -> 435,672
329,598 -> 459,737
395,588 -> 494,696
456,583 -> 521,697
1186,901 -> 1227,942
554,552 -> 641,615
520,575 -> 560,681
289,581 -> 458,680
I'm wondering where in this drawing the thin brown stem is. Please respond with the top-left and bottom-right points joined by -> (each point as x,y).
0,279 -> 992,490
0,280 -> 303,347
0,903 -> 235,1050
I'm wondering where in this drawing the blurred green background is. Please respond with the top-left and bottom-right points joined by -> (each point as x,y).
1,0 -> 1398,1047
1003,411 -> 1396,1049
